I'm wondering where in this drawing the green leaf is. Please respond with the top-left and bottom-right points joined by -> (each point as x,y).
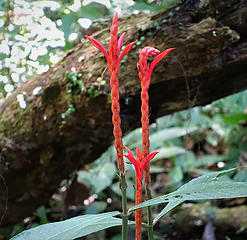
77,162 -> 116,194
153,146 -> 185,161
34,206 -> 48,224
129,167 -> 247,221
149,127 -> 197,145
233,170 -> 247,182
129,127 -> 197,149
221,113 -> 247,124
175,151 -> 196,171
85,201 -> 107,214
169,166 -> 183,184
123,128 -> 141,146
111,179 -> 135,201
79,5 -> 104,20
190,155 -> 227,169
128,2 -> 165,12
11,211 -> 122,240
161,0 -> 182,9
189,107 -> 212,127
61,13 -> 77,38
153,199 -> 183,225
176,152 -> 227,172
0,1 -> 8,12
150,166 -> 169,173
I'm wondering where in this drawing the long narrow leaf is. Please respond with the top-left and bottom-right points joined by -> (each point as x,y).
129,127 -> 197,149
129,167 -> 247,215
153,199 -> 183,225
11,211 -> 122,240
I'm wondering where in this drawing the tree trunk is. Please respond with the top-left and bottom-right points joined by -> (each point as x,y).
1,0 -> 247,226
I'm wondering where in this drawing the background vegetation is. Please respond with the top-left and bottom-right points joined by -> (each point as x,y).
0,0 -> 246,239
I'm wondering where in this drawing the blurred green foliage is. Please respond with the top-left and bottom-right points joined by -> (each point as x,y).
88,89 -> 247,193
66,89 -> 247,239
0,0 -> 179,100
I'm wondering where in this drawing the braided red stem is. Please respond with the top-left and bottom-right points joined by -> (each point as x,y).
109,13 -> 124,171
138,48 -> 159,183
124,147 -> 158,240
85,13 -> 136,173
135,146 -> 143,240
138,47 -> 175,183
135,178 -> 142,240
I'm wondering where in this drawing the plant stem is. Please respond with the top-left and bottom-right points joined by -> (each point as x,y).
145,183 -> 153,240
120,171 -> 128,240
147,206 -> 153,240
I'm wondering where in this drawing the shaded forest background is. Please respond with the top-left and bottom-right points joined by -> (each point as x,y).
0,0 -> 247,239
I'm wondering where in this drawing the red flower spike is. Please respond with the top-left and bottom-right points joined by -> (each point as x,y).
124,147 -> 158,240
124,147 -> 158,185
138,46 -> 175,184
135,146 -> 143,240
85,13 -> 136,172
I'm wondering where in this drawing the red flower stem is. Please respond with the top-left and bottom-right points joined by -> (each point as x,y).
135,178 -> 143,240
141,82 -> 150,182
85,13 -> 136,175
85,13 -> 138,240
141,79 -> 153,239
124,147 -> 158,240
138,48 -> 158,183
109,14 -> 125,173
111,74 -> 124,172
108,16 -> 128,239
108,15 -> 129,240
111,74 -> 128,239
138,48 -> 160,240
135,146 -> 143,240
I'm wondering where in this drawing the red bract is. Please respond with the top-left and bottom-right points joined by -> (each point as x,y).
85,13 -> 136,172
138,47 -> 175,89
124,147 -> 158,182
124,147 -> 158,240
85,14 -> 136,68
138,47 -> 175,183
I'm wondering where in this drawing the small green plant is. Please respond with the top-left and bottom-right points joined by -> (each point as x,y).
12,13 -> 247,240
61,72 -> 85,124
87,85 -> 102,98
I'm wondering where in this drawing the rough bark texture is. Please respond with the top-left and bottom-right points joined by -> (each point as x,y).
162,202 -> 247,240
1,0 -> 247,226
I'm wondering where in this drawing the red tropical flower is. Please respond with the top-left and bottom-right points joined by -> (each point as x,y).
124,146 -> 158,183
85,14 -> 136,69
138,47 -> 175,183
124,147 -> 158,240
85,13 -> 136,172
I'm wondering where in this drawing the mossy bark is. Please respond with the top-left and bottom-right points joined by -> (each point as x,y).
1,0 -> 247,225
162,202 -> 247,240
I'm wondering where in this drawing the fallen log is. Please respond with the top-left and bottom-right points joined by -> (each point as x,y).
161,202 -> 247,240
